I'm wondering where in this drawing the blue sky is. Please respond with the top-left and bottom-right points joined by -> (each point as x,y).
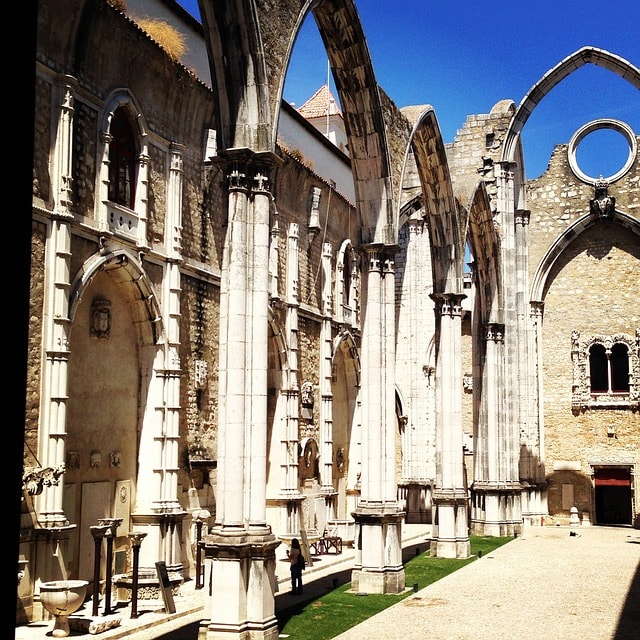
177,1 -> 639,179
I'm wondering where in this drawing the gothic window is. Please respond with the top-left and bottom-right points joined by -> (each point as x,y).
572,330 -> 639,411
335,240 -> 359,328
589,342 -> 630,394
342,249 -> 351,305
611,343 -> 631,392
108,107 -> 137,208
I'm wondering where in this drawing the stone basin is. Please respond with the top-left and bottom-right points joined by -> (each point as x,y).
39,579 -> 88,637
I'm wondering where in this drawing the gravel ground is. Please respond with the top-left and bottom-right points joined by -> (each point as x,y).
333,525 -> 640,640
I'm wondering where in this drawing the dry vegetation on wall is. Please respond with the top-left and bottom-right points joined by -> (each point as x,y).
107,0 -> 127,12
105,0 -> 188,64
135,17 -> 188,62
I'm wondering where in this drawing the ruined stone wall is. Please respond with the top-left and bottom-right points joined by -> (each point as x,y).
446,100 -> 516,210
273,146 -> 361,440
526,140 -> 639,273
24,222 -> 47,468
526,139 -> 640,517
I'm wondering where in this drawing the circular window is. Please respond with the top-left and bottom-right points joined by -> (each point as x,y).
568,119 -> 637,184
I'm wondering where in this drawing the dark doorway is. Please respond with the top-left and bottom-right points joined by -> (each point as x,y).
594,467 -> 632,525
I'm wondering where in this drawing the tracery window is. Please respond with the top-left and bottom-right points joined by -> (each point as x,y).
99,93 -> 149,244
571,330 -> 639,411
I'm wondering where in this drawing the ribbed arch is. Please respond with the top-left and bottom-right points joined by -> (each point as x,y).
402,106 -> 464,294
198,0 -> 272,150
467,182 -> 502,323
530,210 -> 640,303
69,249 -> 163,346
199,0 -> 394,243
502,47 -> 640,165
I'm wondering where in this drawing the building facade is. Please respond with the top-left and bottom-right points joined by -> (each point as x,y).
19,0 -> 639,638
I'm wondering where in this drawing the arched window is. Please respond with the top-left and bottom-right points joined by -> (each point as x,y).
610,343 -> 630,393
589,344 -> 608,393
572,330 -> 637,410
108,107 -> 137,209
589,342 -> 630,394
335,240 -> 359,329
342,249 -> 351,307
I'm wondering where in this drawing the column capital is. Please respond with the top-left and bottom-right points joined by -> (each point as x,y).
215,148 -> 282,195
430,292 -> 466,317
484,322 -> 505,343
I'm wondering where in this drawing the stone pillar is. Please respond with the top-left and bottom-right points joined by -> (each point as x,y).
495,163 -> 524,533
351,246 -> 405,595
284,223 -> 301,497
279,222 -> 303,530
320,242 -> 337,501
202,150 -> 280,640
472,323 -> 508,536
431,293 -> 470,558
133,145 -> 186,574
36,75 -> 77,530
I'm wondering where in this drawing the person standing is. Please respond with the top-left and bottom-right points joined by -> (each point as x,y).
288,538 -> 303,595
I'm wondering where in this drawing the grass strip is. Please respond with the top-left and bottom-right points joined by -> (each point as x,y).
278,535 -> 512,640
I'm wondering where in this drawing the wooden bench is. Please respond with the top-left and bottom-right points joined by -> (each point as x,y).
309,529 -> 343,555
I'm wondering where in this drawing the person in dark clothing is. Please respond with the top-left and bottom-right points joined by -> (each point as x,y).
288,538 -> 303,595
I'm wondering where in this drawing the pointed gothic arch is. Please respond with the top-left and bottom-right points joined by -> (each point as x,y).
200,0 -> 395,243
402,106 -> 465,294
530,209 -> 640,303
467,181 -> 503,323
502,46 -> 640,182
69,248 -> 163,346
96,91 -> 150,246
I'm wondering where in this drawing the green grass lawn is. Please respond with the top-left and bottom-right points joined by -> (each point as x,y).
277,535 -> 512,640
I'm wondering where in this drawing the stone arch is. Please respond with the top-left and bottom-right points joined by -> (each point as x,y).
502,46 -> 640,170
395,384 -> 407,432
530,210 -> 640,303
335,239 -> 360,328
65,247 -> 165,581
332,329 -> 361,388
467,181 -> 502,323
402,106 -> 464,294
265,310 -> 293,498
267,308 -> 291,391
69,248 -> 163,347
331,329 -> 361,518
96,91 -> 150,243
200,0 -> 394,243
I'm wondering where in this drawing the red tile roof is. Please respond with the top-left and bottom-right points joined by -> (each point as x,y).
297,84 -> 342,119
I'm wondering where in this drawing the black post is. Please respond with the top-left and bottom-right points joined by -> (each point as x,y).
193,510 -> 210,590
89,525 -> 110,617
129,532 -> 147,619
98,518 -> 122,616
195,521 -> 203,589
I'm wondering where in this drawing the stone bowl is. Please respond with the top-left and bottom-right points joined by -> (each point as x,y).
39,579 -> 88,637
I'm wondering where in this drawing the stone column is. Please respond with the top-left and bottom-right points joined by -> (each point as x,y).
36,74 -> 77,531
495,162 -> 524,532
472,323 -> 507,536
284,223 -> 301,497
203,150 -> 280,640
133,145 -> 186,573
351,245 -> 405,595
431,293 -> 470,558
320,242 -> 337,501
